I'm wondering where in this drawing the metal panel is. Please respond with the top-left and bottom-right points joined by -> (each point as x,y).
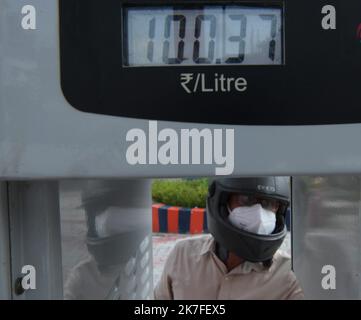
2,1 -> 361,178
60,179 -> 153,300
292,176 -> 361,299
8,181 -> 63,299
0,182 -> 11,299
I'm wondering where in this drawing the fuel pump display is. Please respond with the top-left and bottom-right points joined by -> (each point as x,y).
124,5 -> 283,66
60,0 -> 361,125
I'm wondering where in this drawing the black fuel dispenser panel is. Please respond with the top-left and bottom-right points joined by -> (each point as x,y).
59,0 -> 361,125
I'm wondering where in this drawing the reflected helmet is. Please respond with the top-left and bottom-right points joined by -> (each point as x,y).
85,206 -> 150,268
206,177 -> 290,263
81,181 -> 151,269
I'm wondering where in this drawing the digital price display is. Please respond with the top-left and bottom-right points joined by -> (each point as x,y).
60,0 -> 361,125
124,5 -> 283,66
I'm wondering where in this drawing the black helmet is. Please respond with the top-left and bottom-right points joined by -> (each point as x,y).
206,177 -> 290,263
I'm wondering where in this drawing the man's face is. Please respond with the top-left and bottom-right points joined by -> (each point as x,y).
228,193 -> 280,213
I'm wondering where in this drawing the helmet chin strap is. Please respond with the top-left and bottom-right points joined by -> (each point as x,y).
217,205 -> 232,263
215,241 -> 229,264
215,241 -> 273,269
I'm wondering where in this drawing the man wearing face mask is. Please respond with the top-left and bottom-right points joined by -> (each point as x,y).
154,177 -> 304,300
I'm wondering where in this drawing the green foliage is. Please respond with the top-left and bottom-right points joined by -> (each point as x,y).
152,178 -> 209,208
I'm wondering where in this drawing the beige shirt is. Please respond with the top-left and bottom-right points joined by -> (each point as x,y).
154,235 -> 304,300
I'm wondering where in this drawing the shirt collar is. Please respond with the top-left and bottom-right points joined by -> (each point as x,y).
200,235 -> 216,255
236,260 -> 265,274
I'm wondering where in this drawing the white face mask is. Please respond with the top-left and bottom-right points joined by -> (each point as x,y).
228,204 -> 276,235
